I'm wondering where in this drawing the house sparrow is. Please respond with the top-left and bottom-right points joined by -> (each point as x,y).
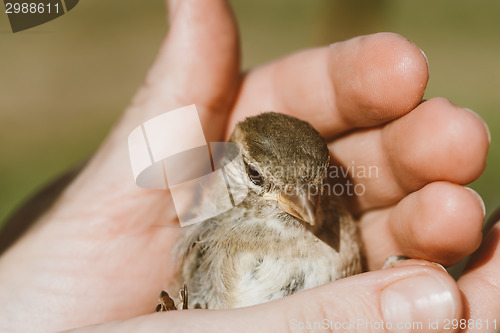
159,112 -> 363,310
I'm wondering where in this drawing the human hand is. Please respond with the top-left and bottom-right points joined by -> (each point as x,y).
0,0 -> 493,332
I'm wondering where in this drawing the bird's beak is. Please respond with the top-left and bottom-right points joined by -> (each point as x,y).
264,186 -> 319,226
265,184 -> 341,252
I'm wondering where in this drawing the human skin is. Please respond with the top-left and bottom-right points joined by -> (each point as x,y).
0,0 -> 497,332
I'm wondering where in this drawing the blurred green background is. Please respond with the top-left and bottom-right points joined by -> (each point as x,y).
1,0 -> 499,227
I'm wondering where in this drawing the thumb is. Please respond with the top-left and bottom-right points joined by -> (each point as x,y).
67,261 -> 463,333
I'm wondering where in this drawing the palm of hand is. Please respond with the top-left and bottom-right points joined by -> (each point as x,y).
0,1 -> 493,332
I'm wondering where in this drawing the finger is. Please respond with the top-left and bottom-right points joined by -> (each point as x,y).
227,32 -> 428,139
124,0 -> 240,142
49,0 -> 240,220
329,97 -> 490,211
0,4 -> 241,325
360,182 -> 485,270
67,262 -> 462,333
458,215 -> 500,332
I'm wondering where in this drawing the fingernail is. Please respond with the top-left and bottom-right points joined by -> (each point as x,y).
465,108 -> 491,144
465,187 -> 486,217
168,0 -> 179,8
429,262 -> 448,273
419,48 -> 429,72
382,274 -> 457,332
383,259 -> 449,273
167,0 -> 180,20
412,261 -> 449,274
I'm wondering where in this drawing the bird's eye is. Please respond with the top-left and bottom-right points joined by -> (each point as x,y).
247,164 -> 264,186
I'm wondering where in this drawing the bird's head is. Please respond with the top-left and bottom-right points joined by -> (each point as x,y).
230,112 -> 331,227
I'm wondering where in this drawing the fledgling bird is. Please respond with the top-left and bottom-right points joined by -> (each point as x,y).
164,112 -> 363,310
